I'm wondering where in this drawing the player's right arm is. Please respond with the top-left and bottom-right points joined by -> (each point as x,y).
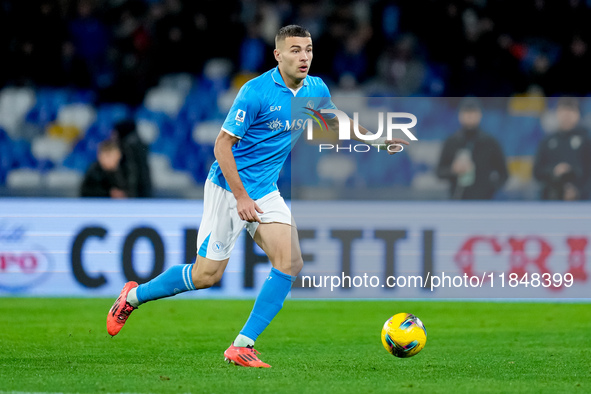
213,131 -> 262,223
216,83 -> 263,223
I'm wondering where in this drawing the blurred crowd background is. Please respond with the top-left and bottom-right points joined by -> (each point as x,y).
1,0 -> 590,200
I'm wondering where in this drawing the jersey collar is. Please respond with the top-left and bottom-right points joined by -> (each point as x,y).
271,66 -> 309,89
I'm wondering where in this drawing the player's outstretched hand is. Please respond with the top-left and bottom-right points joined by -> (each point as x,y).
237,196 -> 263,223
385,138 -> 410,155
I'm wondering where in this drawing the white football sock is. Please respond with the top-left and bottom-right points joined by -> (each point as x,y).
233,334 -> 255,348
126,287 -> 139,308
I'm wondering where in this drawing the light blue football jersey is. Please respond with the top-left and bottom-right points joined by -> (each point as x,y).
208,66 -> 336,199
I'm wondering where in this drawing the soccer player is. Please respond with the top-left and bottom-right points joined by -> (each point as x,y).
107,25 -> 409,368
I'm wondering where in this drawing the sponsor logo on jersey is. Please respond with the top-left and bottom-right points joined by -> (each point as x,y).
267,118 -> 284,131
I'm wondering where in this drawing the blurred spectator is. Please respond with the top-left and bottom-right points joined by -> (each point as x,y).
67,0 -> 113,89
333,30 -> 370,87
376,35 -> 426,95
239,20 -> 270,73
103,0 -> 153,104
436,98 -> 508,199
10,0 -> 69,87
112,120 -> 152,198
547,35 -> 591,96
2,0 -> 591,99
81,139 -> 127,198
533,97 -> 591,200
151,0 -> 194,76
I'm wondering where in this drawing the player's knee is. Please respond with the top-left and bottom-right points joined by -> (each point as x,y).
274,255 -> 303,276
291,255 -> 304,276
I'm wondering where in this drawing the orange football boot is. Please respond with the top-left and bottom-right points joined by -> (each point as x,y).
107,281 -> 138,336
224,343 -> 271,368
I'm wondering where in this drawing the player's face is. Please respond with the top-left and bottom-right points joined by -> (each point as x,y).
275,36 -> 313,84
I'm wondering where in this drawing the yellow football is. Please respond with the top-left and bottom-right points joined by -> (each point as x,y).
381,313 -> 427,358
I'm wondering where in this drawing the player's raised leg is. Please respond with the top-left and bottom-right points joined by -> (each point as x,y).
107,177 -> 243,336
224,222 -> 303,367
107,256 -> 228,336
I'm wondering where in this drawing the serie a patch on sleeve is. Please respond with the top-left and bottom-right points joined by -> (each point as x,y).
235,109 -> 246,122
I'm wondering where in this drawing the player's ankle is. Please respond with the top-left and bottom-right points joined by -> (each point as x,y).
126,287 -> 140,308
234,334 -> 255,347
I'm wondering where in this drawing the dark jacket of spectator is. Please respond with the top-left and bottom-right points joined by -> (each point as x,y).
533,126 -> 591,200
437,127 -> 508,199
81,139 -> 128,198
80,161 -> 127,198
113,120 -> 152,198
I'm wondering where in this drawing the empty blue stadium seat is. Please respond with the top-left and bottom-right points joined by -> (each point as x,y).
63,150 -> 94,173
290,142 -> 320,187
95,103 -> 132,131
170,118 -> 192,142
480,110 -> 505,134
0,139 -> 13,185
25,88 -> 69,126
0,137 -> 40,184
11,140 -> 37,169
136,107 -> 177,140
501,116 -> 540,156
62,137 -> 97,173
172,141 -> 215,182
69,89 -> 96,104
151,134 -> 179,159
362,149 -> 413,187
180,89 -> 219,124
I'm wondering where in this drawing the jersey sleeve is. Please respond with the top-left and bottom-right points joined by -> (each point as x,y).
318,81 -> 337,118
221,83 -> 261,139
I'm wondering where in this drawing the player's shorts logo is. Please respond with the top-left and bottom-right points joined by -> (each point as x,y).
212,241 -> 224,253
236,109 -> 246,122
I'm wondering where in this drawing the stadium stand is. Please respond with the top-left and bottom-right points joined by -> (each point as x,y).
1,0 -> 590,199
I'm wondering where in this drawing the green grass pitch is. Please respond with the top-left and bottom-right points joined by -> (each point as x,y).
1,298 -> 589,393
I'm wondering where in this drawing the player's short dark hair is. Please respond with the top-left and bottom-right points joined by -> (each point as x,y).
275,25 -> 311,46
557,96 -> 580,112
